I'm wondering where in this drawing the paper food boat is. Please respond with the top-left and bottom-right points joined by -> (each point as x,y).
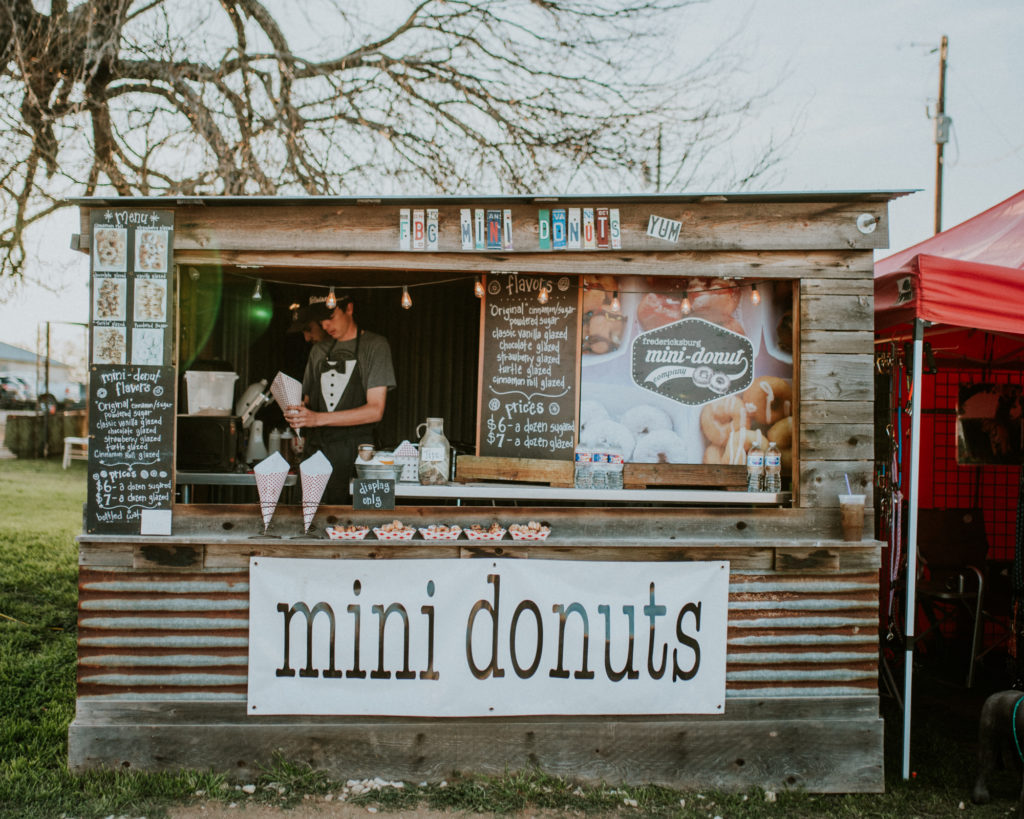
373,527 -> 416,541
509,527 -> 551,541
326,526 -> 369,540
418,525 -> 462,540
464,527 -> 506,541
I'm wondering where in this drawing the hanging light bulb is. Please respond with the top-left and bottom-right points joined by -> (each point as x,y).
537,285 -> 549,305
681,291 -> 692,315
609,291 -> 621,313
474,276 -> 485,299
252,278 -> 263,301
325,287 -> 337,310
751,283 -> 761,306
401,285 -> 412,310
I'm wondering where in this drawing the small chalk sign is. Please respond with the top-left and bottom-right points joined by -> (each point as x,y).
353,478 -> 396,510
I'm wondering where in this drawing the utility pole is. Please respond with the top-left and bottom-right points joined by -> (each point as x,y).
933,35 -> 950,234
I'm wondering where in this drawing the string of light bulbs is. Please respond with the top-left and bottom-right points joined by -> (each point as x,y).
236,270 -> 773,309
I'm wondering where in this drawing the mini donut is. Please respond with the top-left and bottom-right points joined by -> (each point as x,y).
637,292 -> 683,331
633,429 -> 687,463
583,288 -> 609,314
579,400 -> 610,432
767,415 -> 793,449
722,427 -> 765,466
690,277 -> 741,315
621,404 -> 673,436
743,376 -> 792,427
583,275 -> 618,313
580,419 -> 635,460
700,394 -> 748,448
583,311 -> 625,354
703,444 -> 723,464
691,307 -> 746,337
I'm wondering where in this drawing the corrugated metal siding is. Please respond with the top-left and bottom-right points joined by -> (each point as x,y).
78,565 -> 877,701
78,568 -> 248,699
727,572 -> 878,697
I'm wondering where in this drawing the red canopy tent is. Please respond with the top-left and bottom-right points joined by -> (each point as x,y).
876,188 -> 1024,349
874,188 -> 1024,778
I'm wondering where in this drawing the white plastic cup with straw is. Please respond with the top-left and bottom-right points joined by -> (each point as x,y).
839,473 -> 865,542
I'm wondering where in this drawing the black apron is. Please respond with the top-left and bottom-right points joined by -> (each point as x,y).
309,332 -> 376,504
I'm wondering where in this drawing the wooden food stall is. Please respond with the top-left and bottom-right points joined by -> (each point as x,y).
68,192 -> 901,792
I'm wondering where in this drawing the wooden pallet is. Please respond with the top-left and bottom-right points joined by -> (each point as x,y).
455,456 -> 574,488
622,463 -> 747,491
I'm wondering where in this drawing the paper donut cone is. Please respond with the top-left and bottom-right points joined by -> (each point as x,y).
270,371 -> 303,413
254,452 -> 289,531
300,451 -> 333,532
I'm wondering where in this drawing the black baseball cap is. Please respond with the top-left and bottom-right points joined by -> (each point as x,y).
287,305 -> 313,333
307,291 -> 352,322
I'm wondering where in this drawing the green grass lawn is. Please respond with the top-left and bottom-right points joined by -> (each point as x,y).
0,458 -> 1021,817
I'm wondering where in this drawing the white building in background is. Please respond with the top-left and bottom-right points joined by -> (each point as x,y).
0,340 -> 85,405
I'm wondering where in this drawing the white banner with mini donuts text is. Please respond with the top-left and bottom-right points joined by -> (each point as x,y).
247,557 -> 728,716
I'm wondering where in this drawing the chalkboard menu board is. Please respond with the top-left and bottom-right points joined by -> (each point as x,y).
86,209 -> 175,535
353,478 -> 397,510
477,273 -> 580,459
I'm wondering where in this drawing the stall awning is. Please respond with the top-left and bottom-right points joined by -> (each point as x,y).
874,188 -> 1024,337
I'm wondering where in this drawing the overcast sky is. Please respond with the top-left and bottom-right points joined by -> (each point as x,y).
1,0 -> 1021,360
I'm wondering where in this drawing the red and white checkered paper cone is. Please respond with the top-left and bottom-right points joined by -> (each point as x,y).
270,371 -> 303,413
253,452 -> 289,532
299,451 -> 333,533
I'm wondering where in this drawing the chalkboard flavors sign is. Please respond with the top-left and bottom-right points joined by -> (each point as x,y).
477,273 -> 580,459
86,209 -> 175,535
631,317 -> 754,406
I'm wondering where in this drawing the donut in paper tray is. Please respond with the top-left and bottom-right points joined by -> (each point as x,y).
509,522 -> 551,541
464,525 -> 506,541
373,526 -> 416,540
418,524 -> 462,540
326,525 -> 369,540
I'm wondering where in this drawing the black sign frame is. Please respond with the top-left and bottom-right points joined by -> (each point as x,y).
476,273 -> 580,460
85,209 -> 176,535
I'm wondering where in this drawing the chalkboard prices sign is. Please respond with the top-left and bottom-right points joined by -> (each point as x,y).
477,273 -> 580,459
86,209 -> 176,535
353,478 -> 396,510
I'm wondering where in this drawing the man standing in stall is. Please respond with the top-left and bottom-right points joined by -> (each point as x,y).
286,304 -> 329,405
285,291 -> 396,503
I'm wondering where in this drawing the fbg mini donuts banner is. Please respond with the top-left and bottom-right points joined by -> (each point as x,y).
578,276 -> 794,470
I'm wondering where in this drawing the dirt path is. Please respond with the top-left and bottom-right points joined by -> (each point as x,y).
170,802 -> 576,818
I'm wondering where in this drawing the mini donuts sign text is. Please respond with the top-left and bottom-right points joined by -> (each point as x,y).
631,317 -> 754,406
247,557 -> 728,716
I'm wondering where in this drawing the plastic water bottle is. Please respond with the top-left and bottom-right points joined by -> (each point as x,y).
764,441 -> 782,493
746,440 -> 764,492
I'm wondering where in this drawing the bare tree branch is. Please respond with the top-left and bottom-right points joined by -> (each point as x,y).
0,0 -> 788,280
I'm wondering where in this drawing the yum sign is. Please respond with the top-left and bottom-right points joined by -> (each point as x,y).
247,558 -> 728,716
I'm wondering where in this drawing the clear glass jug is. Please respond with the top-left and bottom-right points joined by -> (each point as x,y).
417,417 -> 450,485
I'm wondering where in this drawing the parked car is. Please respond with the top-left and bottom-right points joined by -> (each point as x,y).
0,373 -> 34,408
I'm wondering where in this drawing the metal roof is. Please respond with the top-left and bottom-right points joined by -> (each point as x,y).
69,190 -> 917,207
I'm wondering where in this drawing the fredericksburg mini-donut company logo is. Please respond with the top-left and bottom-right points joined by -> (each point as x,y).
631,317 -> 754,406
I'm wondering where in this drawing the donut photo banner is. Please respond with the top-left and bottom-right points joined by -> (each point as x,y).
579,277 -> 793,467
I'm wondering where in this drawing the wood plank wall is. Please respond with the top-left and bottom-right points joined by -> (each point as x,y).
71,195 -> 892,791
